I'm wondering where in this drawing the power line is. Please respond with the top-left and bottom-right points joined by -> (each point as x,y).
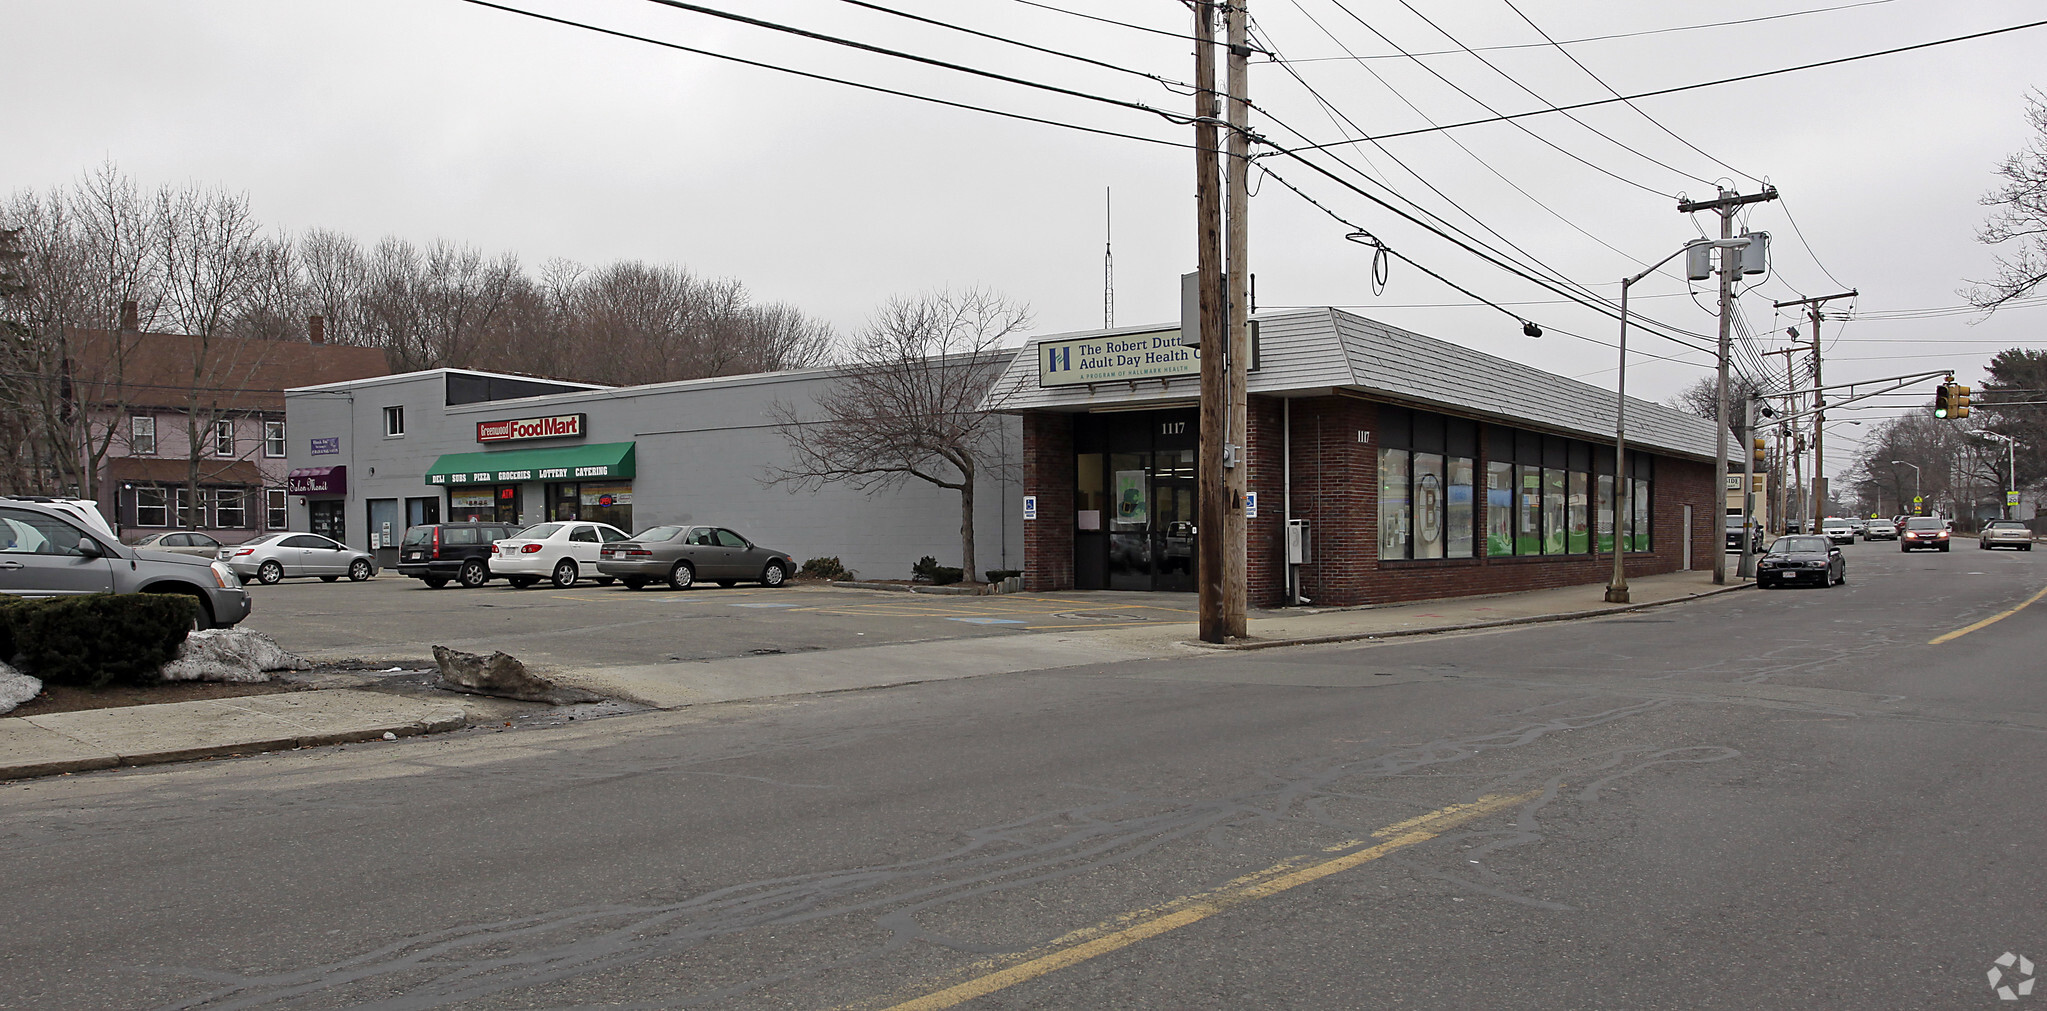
1494,0 -> 1763,186
1312,0 -> 1679,198
827,0 -> 1194,91
454,0 -> 1194,150
1008,0 -> 1201,43
1272,0 -> 1906,63
1278,18 -> 2047,152
636,0 -> 1187,123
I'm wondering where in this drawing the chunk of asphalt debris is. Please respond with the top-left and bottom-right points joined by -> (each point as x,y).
429,645 -> 606,705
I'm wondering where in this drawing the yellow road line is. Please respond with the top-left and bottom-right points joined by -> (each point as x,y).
1929,583 -> 2047,644
1019,620 -> 1178,630
875,789 -> 1540,1011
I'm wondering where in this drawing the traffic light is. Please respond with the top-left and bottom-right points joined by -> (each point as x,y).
1934,382 -> 1955,419
1752,437 -> 1767,469
1952,383 -> 1971,418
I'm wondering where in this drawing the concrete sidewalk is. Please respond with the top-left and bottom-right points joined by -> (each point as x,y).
0,570 -> 1746,780
0,689 -> 467,780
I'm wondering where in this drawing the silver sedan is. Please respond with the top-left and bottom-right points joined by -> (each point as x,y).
596,525 -> 795,590
220,532 -> 378,584
130,530 -> 226,558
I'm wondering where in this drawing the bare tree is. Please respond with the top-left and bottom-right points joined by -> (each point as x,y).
1971,90 -> 2047,308
1665,374 -> 1770,424
153,182 -> 268,529
764,288 -> 1028,581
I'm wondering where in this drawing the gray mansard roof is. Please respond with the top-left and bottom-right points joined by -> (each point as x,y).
983,308 -> 1723,464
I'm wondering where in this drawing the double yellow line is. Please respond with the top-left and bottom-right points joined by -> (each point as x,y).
1929,584 -> 2047,645
875,789 -> 1541,1011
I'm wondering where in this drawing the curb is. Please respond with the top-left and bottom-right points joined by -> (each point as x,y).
830,580 -> 1011,596
1186,581 -> 1753,651
0,706 -> 468,783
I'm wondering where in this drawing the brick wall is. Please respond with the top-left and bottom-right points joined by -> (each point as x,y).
1022,412 -> 1074,591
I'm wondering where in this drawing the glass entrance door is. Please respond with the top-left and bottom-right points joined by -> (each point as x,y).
1099,449 -> 1198,591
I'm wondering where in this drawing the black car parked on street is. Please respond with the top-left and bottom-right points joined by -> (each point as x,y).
395,523 -> 521,588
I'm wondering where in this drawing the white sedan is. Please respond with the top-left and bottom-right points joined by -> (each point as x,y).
490,521 -> 632,588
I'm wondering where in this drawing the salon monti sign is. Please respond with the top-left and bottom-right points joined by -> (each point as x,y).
477,413 -> 586,443
1038,330 -> 1199,387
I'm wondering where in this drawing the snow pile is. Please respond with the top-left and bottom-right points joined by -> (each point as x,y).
0,661 -> 41,715
159,629 -> 311,683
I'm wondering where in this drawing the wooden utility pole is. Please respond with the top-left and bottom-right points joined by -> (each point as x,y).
1773,291 -> 1856,526
1677,186 -> 1777,585
1220,0 -> 1250,638
1193,0 -> 1233,643
1762,345 -> 1802,535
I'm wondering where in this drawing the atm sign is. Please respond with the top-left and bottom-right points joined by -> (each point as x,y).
477,413 -> 585,443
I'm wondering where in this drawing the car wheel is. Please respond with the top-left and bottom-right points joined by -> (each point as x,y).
552,559 -> 579,588
257,560 -> 284,585
508,576 -> 537,589
349,559 -> 373,581
667,560 -> 695,590
149,589 -> 215,630
320,575 -> 339,582
762,561 -> 788,587
458,559 -> 489,587
621,577 -> 646,590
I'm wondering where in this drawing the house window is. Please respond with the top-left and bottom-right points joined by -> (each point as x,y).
264,420 -> 286,458
383,406 -> 405,437
175,486 -> 193,528
135,487 -> 168,527
267,488 -> 287,529
131,416 -> 156,455
213,419 -> 235,457
214,488 -> 247,528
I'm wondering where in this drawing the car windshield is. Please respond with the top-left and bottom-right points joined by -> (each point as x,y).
633,525 -> 685,542
1906,518 -> 1945,531
516,523 -> 563,539
1769,537 -> 1829,554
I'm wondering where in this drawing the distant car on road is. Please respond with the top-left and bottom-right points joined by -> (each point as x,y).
222,532 -> 377,584
1820,517 -> 1857,545
1979,519 -> 2034,551
1725,518 -> 1762,553
1900,517 -> 1951,552
1848,518 -> 1868,535
1862,519 -> 1898,541
1756,535 -> 1846,589
396,522 -> 521,588
597,525 -> 795,590
0,499 -> 250,627
490,520 -> 633,588
131,531 -> 225,558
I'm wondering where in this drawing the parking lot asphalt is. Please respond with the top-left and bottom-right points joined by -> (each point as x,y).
241,576 -> 1201,670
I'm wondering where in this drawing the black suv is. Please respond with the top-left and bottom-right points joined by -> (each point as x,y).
396,523 -> 521,588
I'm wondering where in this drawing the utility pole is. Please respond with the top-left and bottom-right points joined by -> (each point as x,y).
1763,344 -> 1801,536
1679,186 -> 1777,584
1773,292 -> 1855,527
1220,0 -> 1251,638
1739,396 -> 1759,577
1192,1 -> 1233,643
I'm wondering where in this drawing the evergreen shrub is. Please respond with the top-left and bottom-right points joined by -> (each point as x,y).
0,593 -> 198,688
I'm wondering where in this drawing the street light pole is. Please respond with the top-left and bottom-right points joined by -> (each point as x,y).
1607,238 -> 1745,604
1892,460 -> 1921,515
1981,432 -> 2017,518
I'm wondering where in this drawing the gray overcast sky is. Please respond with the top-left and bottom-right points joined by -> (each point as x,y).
7,0 -> 2046,468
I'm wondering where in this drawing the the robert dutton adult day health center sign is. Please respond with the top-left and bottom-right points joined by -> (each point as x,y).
1037,330 -> 1199,388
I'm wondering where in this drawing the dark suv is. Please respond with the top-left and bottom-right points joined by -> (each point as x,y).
396,523 -> 521,588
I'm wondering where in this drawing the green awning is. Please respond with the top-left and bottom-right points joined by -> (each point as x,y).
424,442 -> 636,486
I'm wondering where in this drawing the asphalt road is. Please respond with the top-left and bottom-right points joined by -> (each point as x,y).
4,539 -> 2043,1009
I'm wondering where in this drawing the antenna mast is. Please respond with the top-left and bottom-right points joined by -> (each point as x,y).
1103,187 -> 1115,329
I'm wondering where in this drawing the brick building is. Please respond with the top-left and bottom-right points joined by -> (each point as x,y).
985,309 -> 1724,608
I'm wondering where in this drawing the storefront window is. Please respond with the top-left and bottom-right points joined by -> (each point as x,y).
1446,457 -> 1475,558
1567,472 -> 1590,554
1485,461 -> 1513,556
1413,452 -> 1444,559
1516,464 -> 1542,555
1075,453 -> 1105,531
449,485 -> 519,524
1542,468 -> 1567,555
1377,448 -> 1410,560
1632,477 -> 1652,552
580,482 -> 633,530
1596,473 -> 1616,553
